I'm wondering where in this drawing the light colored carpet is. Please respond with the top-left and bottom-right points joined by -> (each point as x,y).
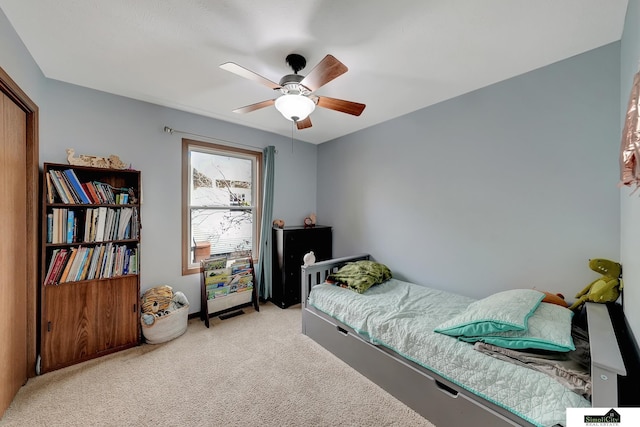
1,302 -> 435,427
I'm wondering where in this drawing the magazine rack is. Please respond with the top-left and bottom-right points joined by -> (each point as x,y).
199,251 -> 259,328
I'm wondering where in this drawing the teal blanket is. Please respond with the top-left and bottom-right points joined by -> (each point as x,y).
309,279 -> 589,427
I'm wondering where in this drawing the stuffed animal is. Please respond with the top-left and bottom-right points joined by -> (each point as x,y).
303,251 -> 316,266
541,292 -> 569,308
272,219 -> 285,229
141,286 -> 190,326
141,285 -> 174,314
568,259 -> 623,311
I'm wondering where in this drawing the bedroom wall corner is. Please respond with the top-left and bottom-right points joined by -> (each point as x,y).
317,42 -> 620,303
0,6 -> 46,103
620,0 -> 640,347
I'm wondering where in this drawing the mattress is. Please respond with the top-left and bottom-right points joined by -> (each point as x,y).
308,278 -> 590,427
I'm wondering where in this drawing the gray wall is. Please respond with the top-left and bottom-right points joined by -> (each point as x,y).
40,80 -> 318,309
318,43 -> 621,301
0,6 -> 45,104
0,7 -> 319,312
620,0 -> 640,344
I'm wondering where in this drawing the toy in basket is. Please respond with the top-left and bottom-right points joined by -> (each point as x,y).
140,285 -> 190,344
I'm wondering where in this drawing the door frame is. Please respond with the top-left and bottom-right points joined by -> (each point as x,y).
0,66 -> 39,377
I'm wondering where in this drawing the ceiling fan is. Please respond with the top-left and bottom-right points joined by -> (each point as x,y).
220,54 -> 366,130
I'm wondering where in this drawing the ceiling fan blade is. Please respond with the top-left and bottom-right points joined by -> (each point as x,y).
296,117 -> 312,130
300,55 -> 348,92
232,99 -> 275,114
220,62 -> 281,90
317,97 -> 366,116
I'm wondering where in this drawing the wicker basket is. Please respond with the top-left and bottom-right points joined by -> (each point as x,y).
141,304 -> 189,345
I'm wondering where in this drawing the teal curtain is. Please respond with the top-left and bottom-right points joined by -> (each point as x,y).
256,145 -> 275,299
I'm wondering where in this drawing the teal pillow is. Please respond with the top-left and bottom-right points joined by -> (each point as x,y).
458,302 -> 575,352
434,289 -> 544,337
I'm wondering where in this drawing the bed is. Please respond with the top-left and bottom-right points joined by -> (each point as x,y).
300,254 -> 628,427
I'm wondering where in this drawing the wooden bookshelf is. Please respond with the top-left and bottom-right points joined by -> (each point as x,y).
39,163 -> 141,373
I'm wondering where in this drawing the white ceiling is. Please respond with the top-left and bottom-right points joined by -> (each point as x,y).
0,0 -> 629,144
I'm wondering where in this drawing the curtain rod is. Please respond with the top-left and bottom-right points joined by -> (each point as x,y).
163,126 -> 277,153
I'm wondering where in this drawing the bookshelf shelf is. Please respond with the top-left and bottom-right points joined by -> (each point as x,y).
40,163 -> 142,373
45,239 -> 139,248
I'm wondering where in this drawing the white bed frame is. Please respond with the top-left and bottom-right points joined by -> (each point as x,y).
301,254 -> 628,427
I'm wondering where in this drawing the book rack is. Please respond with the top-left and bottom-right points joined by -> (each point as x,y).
199,251 -> 259,328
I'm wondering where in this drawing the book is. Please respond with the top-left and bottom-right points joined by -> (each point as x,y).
94,206 -> 108,242
47,249 -> 69,285
113,245 -> 123,276
122,249 -> 130,274
90,208 -> 99,242
129,247 -> 138,274
201,256 -> 227,271
210,286 -> 230,299
111,208 -> 121,240
66,210 -> 75,243
83,208 -> 93,242
132,207 -> 139,239
52,208 -> 64,244
59,247 -> 78,283
46,173 -> 55,203
48,170 -> 70,204
82,183 -> 98,204
44,249 -> 61,285
77,247 -> 94,281
77,247 -> 91,280
85,182 -> 102,204
103,244 -> 115,278
205,272 -> 230,286
56,170 -> 80,204
66,247 -> 87,282
117,207 -> 133,240
47,213 -> 53,243
64,169 -> 91,204
89,244 -> 106,280
230,259 -> 252,275
94,182 -> 115,204
103,208 -> 114,241
52,209 -> 59,243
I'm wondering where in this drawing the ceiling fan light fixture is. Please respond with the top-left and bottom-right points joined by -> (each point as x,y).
275,94 -> 315,122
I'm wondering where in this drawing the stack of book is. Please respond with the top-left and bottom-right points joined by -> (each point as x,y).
43,243 -> 139,285
202,254 -> 254,301
46,206 -> 138,244
46,168 -> 134,205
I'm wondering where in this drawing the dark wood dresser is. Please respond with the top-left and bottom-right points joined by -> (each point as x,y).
271,226 -> 332,308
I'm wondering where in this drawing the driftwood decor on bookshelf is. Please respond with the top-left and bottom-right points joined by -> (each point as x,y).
66,148 -> 129,169
40,163 -> 141,373
199,251 -> 259,328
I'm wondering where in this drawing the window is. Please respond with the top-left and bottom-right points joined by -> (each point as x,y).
182,139 -> 262,275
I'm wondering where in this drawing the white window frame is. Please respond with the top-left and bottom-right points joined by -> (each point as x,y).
182,138 -> 262,275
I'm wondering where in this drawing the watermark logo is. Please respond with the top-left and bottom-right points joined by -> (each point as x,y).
584,409 -> 620,425
567,407 -> 640,427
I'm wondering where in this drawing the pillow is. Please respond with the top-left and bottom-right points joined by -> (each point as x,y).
457,302 -> 575,352
326,260 -> 392,294
434,289 -> 544,337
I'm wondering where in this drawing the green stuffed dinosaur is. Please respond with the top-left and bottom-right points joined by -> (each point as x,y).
569,258 -> 623,311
